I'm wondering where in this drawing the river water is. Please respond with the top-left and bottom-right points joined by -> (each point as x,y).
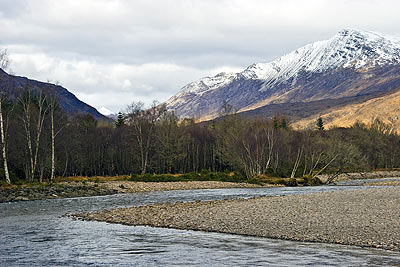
1,185 -> 400,266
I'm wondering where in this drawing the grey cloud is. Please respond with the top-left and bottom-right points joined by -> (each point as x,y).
1,0 -> 400,112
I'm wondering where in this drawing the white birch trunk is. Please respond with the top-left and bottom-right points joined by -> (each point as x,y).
0,99 -> 10,184
51,106 -> 55,182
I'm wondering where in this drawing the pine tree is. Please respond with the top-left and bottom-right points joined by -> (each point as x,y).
316,117 -> 324,130
280,118 -> 287,129
115,112 -> 125,128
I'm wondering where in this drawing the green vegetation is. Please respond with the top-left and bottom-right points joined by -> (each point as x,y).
115,112 -> 125,128
316,117 -> 324,130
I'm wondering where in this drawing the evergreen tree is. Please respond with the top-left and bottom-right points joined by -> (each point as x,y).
316,117 -> 324,130
115,112 -> 125,128
280,118 -> 287,129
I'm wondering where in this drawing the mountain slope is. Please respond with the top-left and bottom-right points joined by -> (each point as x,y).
0,68 -> 107,120
165,29 -> 400,121
292,87 -> 400,132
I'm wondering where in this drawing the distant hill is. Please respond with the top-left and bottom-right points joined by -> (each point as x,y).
165,29 -> 400,128
0,68 -> 108,121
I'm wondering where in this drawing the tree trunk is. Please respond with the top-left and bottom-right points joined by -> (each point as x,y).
62,148 -> 68,177
0,100 -> 10,184
32,92 -> 47,181
26,119 -> 34,182
313,154 -> 338,178
50,107 -> 55,182
291,147 -> 303,178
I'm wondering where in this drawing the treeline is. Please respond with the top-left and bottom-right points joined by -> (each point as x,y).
1,89 -> 400,184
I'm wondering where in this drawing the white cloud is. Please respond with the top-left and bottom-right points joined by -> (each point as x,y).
1,0 -> 400,112
122,79 -> 132,90
8,51 -> 242,113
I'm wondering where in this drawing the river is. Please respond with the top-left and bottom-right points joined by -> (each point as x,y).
1,185 -> 400,266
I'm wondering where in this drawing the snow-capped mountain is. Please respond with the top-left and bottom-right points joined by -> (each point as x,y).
165,29 -> 400,120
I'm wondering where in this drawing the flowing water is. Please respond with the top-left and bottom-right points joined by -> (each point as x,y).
1,185 -> 399,266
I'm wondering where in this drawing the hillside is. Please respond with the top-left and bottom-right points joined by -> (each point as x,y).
292,88 -> 400,131
0,68 -> 107,120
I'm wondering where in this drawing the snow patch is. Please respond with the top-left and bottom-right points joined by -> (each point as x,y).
98,107 -> 114,116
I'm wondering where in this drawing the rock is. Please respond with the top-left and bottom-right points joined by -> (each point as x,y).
15,196 -> 30,201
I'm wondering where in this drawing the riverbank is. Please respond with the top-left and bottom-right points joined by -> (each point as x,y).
317,170 -> 400,183
0,181 -> 267,203
365,180 -> 400,186
0,183 -> 119,202
2,170 -> 399,203
74,187 -> 400,251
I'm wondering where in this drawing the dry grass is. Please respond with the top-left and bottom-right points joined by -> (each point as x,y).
293,88 -> 400,132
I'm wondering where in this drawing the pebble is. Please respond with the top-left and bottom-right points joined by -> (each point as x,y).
75,187 -> 400,252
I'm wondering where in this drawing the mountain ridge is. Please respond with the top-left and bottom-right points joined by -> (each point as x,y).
165,29 -> 400,121
0,68 -> 108,121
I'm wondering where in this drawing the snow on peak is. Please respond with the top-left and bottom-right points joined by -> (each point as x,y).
167,29 -> 400,103
166,72 -> 237,106
98,107 -> 114,116
242,29 -> 400,84
180,72 -> 237,95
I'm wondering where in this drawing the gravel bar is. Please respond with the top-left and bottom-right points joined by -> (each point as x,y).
0,181 -> 268,202
97,181 -> 269,193
74,187 -> 400,251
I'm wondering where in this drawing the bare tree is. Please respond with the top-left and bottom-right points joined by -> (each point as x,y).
48,93 -> 64,182
0,49 -> 10,71
218,119 -> 275,178
0,97 -> 11,184
157,111 -> 180,173
264,127 -> 276,170
18,89 -> 49,182
0,48 -> 11,184
291,146 -> 303,178
126,101 -> 166,174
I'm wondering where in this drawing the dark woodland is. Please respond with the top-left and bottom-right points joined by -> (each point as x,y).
1,85 -> 399,184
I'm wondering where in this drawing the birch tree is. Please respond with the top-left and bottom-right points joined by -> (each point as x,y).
126,101 -> 166,174
48,93 -> 65,182
18,89 -> 48,182
0,49 -> 11,184
0,96 -> 12,184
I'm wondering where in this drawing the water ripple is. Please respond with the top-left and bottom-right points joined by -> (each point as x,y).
1,185 -> 400,266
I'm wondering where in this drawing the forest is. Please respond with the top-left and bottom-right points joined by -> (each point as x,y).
1,84 -> 400,185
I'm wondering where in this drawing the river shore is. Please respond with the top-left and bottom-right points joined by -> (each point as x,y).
317,170 -> 400,183
75,187 -> 400,251
0,181 -> 266,203
1,170 -> 399,203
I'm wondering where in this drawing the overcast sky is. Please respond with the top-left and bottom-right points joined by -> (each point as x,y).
1,0 -> 400,114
